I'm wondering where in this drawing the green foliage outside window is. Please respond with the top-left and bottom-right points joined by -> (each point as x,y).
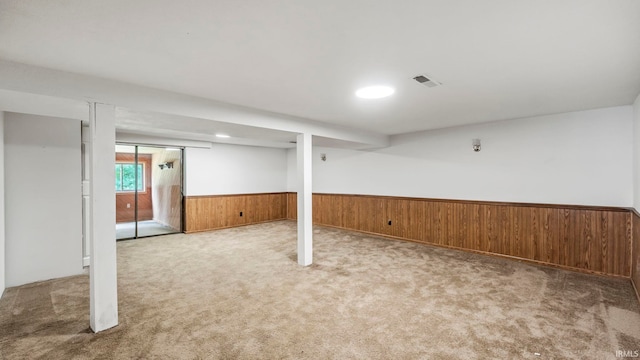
115,163 -> 144,191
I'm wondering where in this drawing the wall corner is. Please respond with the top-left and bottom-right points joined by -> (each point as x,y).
633,94 -> 640,212
0,111 -> 5,297
632,94 -> 640,304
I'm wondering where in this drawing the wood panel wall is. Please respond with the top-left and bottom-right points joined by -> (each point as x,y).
287,192 -> 297,220
287,193 -> 632,277
632,211 -> 640,301
116,153 -> 153,223
185,193 -> 287,233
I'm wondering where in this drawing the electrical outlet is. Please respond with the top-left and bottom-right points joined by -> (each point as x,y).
127,203 -> 131,208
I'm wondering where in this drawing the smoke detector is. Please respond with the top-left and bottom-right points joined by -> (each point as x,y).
413,74 -> 442,88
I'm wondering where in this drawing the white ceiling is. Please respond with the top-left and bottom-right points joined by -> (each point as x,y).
1,0 -> 639,137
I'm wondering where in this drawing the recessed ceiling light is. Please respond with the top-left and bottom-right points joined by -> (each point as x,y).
355,85 -> 395,99
215,134 -> 230,138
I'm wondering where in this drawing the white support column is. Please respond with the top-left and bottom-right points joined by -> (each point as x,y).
0,112 -> 5,297
81,125 -> 91,267
297,133 -> 313,266
89,103 -> 118,332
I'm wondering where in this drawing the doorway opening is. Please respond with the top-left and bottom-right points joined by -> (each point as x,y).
115,144 -> 184,240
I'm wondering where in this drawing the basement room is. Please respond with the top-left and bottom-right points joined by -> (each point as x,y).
1,1 -> 640,359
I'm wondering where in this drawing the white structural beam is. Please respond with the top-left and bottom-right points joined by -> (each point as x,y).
89,102 -> 118,332
297,133 -> 313,266
0,88 -> 88,121
115,132 -> 213,149
0,60 -> 389,148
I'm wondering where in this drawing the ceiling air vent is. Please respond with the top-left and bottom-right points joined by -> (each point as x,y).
413,74 -> 442,88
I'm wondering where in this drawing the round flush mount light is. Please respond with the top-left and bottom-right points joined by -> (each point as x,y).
215,134 -> 230,138
355,85 -> 395,99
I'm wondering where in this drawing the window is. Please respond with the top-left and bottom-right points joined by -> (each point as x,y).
115,163 -> 144,192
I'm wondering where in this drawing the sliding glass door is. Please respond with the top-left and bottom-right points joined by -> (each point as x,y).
115,144 -> 183,240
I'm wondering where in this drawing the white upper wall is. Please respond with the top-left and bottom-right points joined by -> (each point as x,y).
4,112 -> 83,287
633,94 -> 640,211
288,106 -> 633,207
185,143 -> 287,196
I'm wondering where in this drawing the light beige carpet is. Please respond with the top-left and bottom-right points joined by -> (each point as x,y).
1,220 -> 639,359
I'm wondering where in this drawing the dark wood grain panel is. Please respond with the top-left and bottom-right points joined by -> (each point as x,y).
545,208 -> 560,265
407,200 -> 425,242
357,196 -> 375,234
613,211 -> 632,277
632,211 -> 640,303
185,193 -> 287,233
342,195 -> 358,230
286,192 -> 297,220
422,201 -> 434,244
246,194 -> 279,224
268,193 -> 287,220
244,195 -> 261,223
185,198 -> 198,233
443,202 -> 454,247
431,201 -> 445,247
287,192 -> 632,277
391,199 -> 410,240
498,205 -> 512,257
226,195 -> 246,227
559,209 -> 572,271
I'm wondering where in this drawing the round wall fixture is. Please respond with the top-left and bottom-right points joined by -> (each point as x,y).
355,85 -> 395,99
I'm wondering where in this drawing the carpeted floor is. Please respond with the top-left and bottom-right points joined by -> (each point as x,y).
1,220 -> 639,359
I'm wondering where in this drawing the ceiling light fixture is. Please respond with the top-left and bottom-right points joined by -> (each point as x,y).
215,134 -> 230,138
355,85 -> 395,99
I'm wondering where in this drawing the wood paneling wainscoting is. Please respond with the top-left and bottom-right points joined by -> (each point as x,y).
185,193 -> 287,233
287,193 -> 633,277
632,211 -> 640,302
287,192 -> 297,221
